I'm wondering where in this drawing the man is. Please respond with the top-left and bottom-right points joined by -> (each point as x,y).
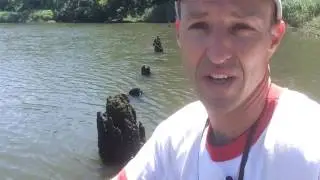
112,0 -> 320,179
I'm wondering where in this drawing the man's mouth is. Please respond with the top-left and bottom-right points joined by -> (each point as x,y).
208,74 -> 235,84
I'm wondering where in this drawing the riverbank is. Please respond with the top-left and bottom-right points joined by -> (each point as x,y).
294,16 -> 320,39
0,10 -> 55,23
0,0 -> 175,23
282,0 -> 320,38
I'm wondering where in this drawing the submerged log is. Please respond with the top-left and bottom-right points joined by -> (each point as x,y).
97,93 -> 146,165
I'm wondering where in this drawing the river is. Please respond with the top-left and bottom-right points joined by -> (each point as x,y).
0,23 -> 319,180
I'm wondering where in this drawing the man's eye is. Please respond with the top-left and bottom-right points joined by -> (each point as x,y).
188,22 -> 209,30
230,23 -> 255,33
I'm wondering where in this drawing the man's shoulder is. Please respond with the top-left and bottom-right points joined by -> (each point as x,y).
151,101 -> 208,149
277,88 -> 320,119
274,87 -> 320,135
266,88 -> 320,163
158,100 -> 208,132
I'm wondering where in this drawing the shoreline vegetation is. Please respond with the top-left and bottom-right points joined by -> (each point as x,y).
0,0 -> 176,23
0,0 -> 319,37
282,0 -> 320,38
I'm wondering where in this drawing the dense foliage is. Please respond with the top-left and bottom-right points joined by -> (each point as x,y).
0,0 -> 175,22
282,0 -> 320,27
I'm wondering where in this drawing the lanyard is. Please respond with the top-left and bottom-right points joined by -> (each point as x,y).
197,117 -> 259,180
196,84 -> 280,180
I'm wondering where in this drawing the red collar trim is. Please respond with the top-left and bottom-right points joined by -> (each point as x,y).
115,168 -> 127,180
205,84 -> 282,162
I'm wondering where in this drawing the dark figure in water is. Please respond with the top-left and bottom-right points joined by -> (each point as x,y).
129,88 -> 143,97
153,36 -> 163,53
141,65 -> 151,76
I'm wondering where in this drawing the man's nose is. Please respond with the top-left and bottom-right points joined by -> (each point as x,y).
205,31 -> 232,65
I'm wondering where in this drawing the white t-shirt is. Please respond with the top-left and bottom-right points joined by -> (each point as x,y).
112,87 -> 320,180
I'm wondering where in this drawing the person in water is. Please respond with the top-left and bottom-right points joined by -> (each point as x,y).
112,0 -> 320,179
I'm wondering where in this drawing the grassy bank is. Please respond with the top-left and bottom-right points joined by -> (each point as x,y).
282,0 -> 320,27
0,10 -> 55,23
282,0 -> 320,38
296,16 -> 320,38
124,2 -> 175,23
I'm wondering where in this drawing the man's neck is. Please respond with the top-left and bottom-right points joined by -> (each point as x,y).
208,76 -> 271,145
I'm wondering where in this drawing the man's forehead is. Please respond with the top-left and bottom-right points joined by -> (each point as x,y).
181,0 -> 268,18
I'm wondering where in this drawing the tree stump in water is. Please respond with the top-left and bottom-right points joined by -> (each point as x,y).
141,65 -> 151,76
96,94 -> 146,165
153,36 -> 164,53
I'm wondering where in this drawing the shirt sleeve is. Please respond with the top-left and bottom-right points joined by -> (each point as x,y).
111,122 -> 169,180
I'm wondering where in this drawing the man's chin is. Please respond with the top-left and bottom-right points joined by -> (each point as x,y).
197,91 -> 240,113
207,97 -> 236,110
196,77 -> 242,108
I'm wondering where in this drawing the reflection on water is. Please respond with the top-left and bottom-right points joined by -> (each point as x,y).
0,23 -> 319,179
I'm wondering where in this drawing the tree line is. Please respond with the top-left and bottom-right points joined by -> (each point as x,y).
0,0 -> 175,23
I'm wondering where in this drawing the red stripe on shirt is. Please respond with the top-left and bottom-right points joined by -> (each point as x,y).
117,169 -> 127,180
206,83 -> 282,162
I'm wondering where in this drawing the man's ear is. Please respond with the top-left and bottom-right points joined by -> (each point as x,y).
269,20 -> 286,53
176,20 -> 181,48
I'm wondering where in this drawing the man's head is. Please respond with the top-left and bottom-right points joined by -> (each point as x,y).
176,0 -> 286,113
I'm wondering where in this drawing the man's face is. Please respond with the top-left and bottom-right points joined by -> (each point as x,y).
177,0 -> 285,112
